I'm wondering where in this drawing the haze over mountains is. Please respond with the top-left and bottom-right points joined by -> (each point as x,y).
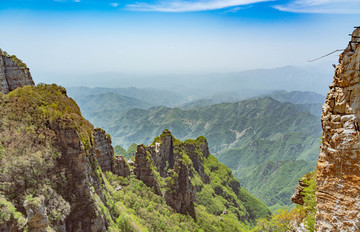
53,64 -> 333,96
68,80 -> 325,211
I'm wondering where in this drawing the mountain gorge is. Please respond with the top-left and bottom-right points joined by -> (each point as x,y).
79,96 -> 321,209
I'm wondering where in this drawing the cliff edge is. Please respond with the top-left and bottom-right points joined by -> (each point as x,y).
0,49 -> 34,94
316,27 -> 360,231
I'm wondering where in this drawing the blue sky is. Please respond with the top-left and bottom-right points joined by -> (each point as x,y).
1,0 -> 360,79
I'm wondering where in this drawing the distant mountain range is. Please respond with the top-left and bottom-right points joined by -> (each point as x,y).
68,89 -> 323,210
52,65 -> 332,97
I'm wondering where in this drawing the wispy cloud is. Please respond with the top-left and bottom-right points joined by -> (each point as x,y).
126,0 -> 272,12
110,3 -> 119,7
274,0 -> 360,14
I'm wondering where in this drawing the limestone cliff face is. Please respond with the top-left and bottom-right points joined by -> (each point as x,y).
316,27 -> 360,231
0,49 -> 34,94
134,145 -> 161,195
133,130 -> 198,218
164,160 -> 196,219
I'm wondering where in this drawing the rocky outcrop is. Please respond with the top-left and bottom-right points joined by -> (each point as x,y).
113,156 -> 130,177
164,160 -> 196,219
150,129 -> 175,177
291,179 -> 308,205
0,49 -> 34,94
93,128 -> 114,172
23,196 -> 49,232
54,126 -> 108,232
134,145 -> 161,195
316,27 -> 360,231
183,137 -> 210,184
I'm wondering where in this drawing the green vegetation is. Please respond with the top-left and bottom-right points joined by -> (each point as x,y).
251,171 -> 316,231
0,84 -> 270,231
85,97 -> 320,209
236,160 -> 316,211
114,143 -> 137,159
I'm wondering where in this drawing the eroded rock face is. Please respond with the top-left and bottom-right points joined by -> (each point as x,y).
164,160 -> 196,219
150,129 -> 175,177
0,50 -> 34,94
54,126 -> 108,232
134,145 -> 161,195
93,128 -> 114,172
291,179 -> 307,205
113,156 -> 130,177
184,141 -> 210,184
316,27 -> 360,231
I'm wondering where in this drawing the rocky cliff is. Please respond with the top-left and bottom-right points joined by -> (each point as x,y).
316,27 -> 360,231
0,84 -> 121,231
0,49 -> 34,94
0,83 -> 270,231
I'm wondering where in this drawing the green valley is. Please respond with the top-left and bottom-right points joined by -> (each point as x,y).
73,94 -> 322,209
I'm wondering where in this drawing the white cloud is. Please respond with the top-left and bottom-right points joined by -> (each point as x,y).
110,3 -> 119,7
126,0 -> 272,12
274,0 -> 360,14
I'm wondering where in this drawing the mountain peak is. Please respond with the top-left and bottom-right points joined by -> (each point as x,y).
0,49 -> 34,94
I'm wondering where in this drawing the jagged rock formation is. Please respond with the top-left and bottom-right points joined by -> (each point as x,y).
93,128 -> 114,172
149,129 -> 175,177
183,137 -> 210,184
0,49 -> 34,94
134,145 -> 161,195
291,178 -> 307,205
133,130 -> 197,217
113,156 -> 130,177
316,27 -> 360,231
164,160 -> 196,219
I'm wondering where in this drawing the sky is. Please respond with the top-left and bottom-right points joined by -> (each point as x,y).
1,0 -> 360,82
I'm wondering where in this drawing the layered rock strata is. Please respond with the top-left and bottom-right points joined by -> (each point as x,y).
0,49 -> 34,94
291,178 -> 307,205
316,27 -> 360,231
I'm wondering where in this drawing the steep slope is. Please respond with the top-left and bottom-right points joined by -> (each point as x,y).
237,160 -> 316,211
0,83 -> 270,231
0,84 -> 111,231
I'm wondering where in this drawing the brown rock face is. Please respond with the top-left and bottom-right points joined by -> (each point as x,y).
93,128 -> 114,172
164,160 -> 196,219
291,179 -> 308,205
134,145 -> 161,195
0,50 -> 34,94
113,156 -> 130,177
316,27 -> 360,231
